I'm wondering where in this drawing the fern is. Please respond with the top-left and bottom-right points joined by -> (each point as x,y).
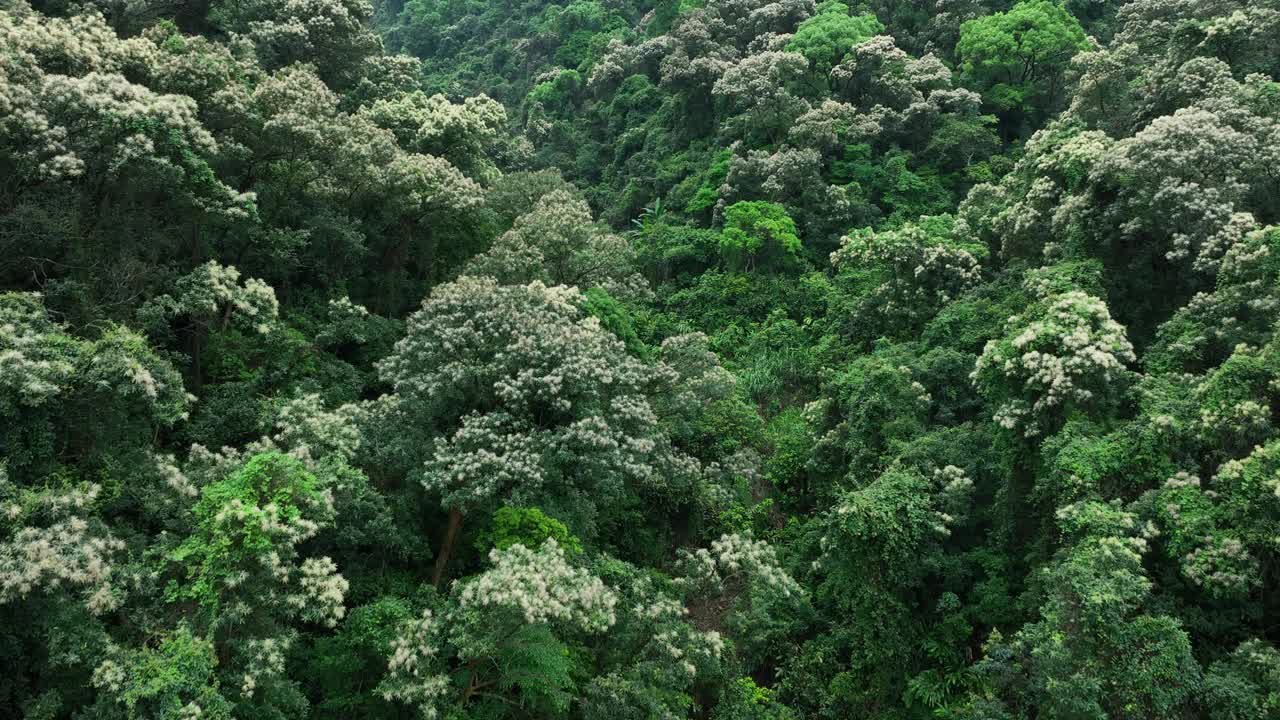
492,624 -> 576,716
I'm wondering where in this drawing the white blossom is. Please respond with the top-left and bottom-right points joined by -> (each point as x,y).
974,291 -> 1135,436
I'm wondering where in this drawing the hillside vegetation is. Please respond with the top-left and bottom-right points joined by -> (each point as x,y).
1,0 -> 1279,718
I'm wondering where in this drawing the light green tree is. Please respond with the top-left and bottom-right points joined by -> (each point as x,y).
718,201 -> 802,271
956,0 -> 1089,126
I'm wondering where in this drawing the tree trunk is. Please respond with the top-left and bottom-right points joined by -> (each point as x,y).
432,507 -> 464,589
187,323 -> 206,391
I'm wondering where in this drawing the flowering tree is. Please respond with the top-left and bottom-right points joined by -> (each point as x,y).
1144,439 -> 1280,601
380,540 -> 618,717
210,0 -> 381,84
464,188 -> 645,296
89,626 -> 232,720
361,90 -> 506,181
829,214 -> 985,341
970,501 -> 1199,719
973,290 -> 1135,437
719,146 -> 855,240
0,10 -> 252,210
375,277 -> 688,585
138,261 -> 278,388
712,50 -> 811,143
1148,226 -> 1280,373
2,292 -> 189,479
171,452 -> 345,620
167,452 -> 349,704
0,474 -> 126,616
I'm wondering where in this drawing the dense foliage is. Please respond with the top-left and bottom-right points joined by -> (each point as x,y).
2,0 -> 1279,717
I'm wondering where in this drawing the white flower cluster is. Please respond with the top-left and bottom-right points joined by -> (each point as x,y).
1182,536 -> 1259,599
314,296 -> 375,347
0,292 -> 74,409
974,291 -> 1135,436
712,50 -> 809,130
830,33 -> 981,140
719,146 -> 853,233
700,449 -> 765,506
624,580 -> 726,681
678,533 -> 802,600
965,51 -> 1278,271
170,454 -> 346,651
287,556 -> 349,628
959,124 -> 1115,261
381,277 -> 626,403
236,0 -> 379,73
91,631 -> 221,718
271,394 -> 363,466
154,453 -> 200,499
246,62 -> 487,219
381,609 -> 451,718
421,412 -> 544,507
172,261 -> 278,334
0,480 -> 123,615
1213,439 -> 1280,519
382,541 -> 622,717
1100,105 -> 1269,273
653,332 -> 737,420
932,465 -> 974,532
1153,227 -> 1280,369
1197,398 -> 1271,448
0,11 -> 255,216
180,394 -> 362,490
364,91 -> 504,168
213,495 -> 321,547
381,150 -> 486,214
789,99 -> 880,152
1164,471 -> 1201,490
458,540 -> 619,632
82,328 -> 190,423
239,636 -> 290,699
650,626 -> 723,681
91,656 -> 127,694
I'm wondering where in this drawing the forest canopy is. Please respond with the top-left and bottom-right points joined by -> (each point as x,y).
1,0 -> 1279,718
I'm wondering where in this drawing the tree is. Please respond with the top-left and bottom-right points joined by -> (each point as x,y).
972,290 -> 1135,437
0,472 -> 126,617
964,502 -> 1201,720
7,0 -> 1280,717
361,89 -> 506,181
786,1 -> 883,76
1,292 -> 189,479
780,463 -> 974,715
1148,226 -> 1280,373
464,188 -> 645,297
718,201 -> 802,271
1202,639 -> 1280,720
712,51 -> 812,143
373,277 -> 693,585
829,214 -> 985,342
89,626 -> 233,720
170,452 -> 347,627
210,0 -> 381,85
379,540 -> 618,717
956,0 -> 1089,131
138,261 -> 278,389
719,146 -> 856,243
